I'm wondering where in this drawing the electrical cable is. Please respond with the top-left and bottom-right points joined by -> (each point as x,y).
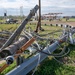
32,53 -> 40,75
35,30 -> 62,36
47,45 -> 64,64
31,38 -> 59,56
53,57 -> 64,64
36,45 -> 70,57
30,35 -> 69,57
53,39 -> 70,64
49,38 -> 70,57
26,31 -> 54,41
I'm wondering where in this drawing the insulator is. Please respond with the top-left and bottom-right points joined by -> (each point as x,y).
6,56 -> 14,65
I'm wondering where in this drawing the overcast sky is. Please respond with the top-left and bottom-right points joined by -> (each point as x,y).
0,0 -> 75,16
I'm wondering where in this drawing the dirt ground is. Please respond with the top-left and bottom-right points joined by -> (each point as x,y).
0,60 -> 5,65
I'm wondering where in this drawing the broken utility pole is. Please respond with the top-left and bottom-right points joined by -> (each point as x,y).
35,0 -> 44,32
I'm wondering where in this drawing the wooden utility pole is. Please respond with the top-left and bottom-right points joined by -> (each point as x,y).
39,0 -> 41,30
35,0 -> 44,32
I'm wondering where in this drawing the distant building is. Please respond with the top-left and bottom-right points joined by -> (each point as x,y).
42,13 -> 62,20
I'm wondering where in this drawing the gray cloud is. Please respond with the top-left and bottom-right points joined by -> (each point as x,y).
0,0 -> 75,16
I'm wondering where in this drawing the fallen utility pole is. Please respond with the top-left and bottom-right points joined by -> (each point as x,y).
0,5 -> 39,50
6,29 -> 75,75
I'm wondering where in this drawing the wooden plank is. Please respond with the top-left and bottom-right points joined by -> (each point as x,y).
16,37 -> 36,54
0,64 -> 8,73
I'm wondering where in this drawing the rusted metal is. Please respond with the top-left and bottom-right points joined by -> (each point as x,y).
16,37 -> 36,54
0,64 -> 8,73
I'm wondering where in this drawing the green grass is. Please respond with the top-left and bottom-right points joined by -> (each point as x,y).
0,19 -> 5,22
33,44 -> 75,75
68,18 -> 75,21
33,58 -> 75,75
0,62 -> 16,75
68,45 -> 75,61
0,24 -> 19,31
61,18 -> 75,22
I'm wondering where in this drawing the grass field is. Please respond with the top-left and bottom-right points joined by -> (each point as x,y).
0,24 -> 19,31
61,18 -> 75,22
0,23 -> 75,75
